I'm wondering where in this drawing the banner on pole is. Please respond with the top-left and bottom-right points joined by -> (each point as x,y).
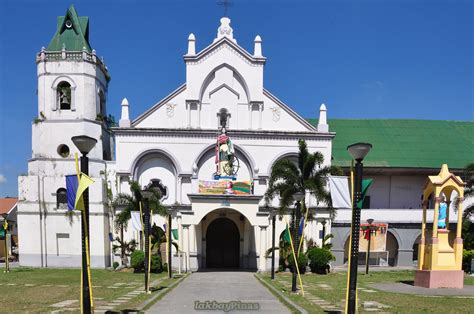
359,223 -> 388,252
328,176 -> 351,208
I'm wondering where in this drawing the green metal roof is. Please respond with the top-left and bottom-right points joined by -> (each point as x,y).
307,119 -> 474,169
46,5 -> 92,52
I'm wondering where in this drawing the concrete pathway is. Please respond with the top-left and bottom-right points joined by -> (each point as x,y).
148,271 -> 290,313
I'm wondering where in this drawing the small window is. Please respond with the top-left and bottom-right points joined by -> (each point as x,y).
57,81 -> 71,110
217,108 -> 230,129
98,90 -> 106,116
57,144 -> 70,158
56,188 -> 67,209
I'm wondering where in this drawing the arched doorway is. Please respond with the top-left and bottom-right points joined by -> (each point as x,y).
387,232 -> 399,266
206,218 -> 240,268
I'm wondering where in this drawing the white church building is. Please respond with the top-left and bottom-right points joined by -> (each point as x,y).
17,6 -> 333,270
17,6 -> 473,271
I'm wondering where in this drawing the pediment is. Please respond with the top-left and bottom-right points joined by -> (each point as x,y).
184,37 -> 266,65
209,83 -> 240,100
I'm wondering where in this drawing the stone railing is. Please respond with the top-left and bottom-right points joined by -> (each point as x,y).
36,47 -> 110,80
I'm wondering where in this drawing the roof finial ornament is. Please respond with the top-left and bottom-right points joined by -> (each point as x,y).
215,17 -> 236,43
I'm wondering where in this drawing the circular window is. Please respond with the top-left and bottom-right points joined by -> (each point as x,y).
57,144 -> 70,158
65,20 -> 72,28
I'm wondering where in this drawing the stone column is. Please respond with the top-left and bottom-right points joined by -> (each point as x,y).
182,224 -> 190,272
248,104 -> 253,129
197,103 -> 201,128
259,226 -> 267,271
433,196 -> 441,237
419,199 -> 428,269
177,176 -> 182,204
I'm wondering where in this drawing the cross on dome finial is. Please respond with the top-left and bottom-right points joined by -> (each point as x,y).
217,0 -> 233,17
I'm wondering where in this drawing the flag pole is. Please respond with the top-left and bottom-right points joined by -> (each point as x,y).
284,216 -> 305,296
297,202 -> 310,255
345,160 -> 355,314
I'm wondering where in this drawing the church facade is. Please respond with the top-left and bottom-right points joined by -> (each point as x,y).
17,6 -> 333,270
17,6 -> 473,271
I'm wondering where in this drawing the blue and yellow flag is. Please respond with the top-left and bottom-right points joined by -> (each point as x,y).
65,173 -> 94,211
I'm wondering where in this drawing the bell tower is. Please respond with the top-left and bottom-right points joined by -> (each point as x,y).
34,4 -> 112,161
18,5 -> 114,268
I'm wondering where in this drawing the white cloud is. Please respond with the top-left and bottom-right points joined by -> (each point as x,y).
0,174 -> 6,184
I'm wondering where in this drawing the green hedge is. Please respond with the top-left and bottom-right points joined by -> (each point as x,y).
288,253 -> 308,274
463,249 -> 474,273
131,250 -> 163,273
131,250 -> 145,272
307,247 -> 335,274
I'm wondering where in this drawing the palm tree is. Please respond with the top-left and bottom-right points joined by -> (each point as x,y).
150,224 -> 180,258
459,163 -> 474,219
112,238 -> 137,267
111,181 -> 167,266
264,139 -> 341,218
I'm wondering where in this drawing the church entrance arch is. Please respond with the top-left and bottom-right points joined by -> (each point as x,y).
206,218 -> 240,269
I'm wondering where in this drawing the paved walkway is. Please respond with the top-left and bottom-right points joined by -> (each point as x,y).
148,271 -> 290,313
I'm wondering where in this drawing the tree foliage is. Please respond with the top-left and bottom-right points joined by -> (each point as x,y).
264,139 -> 341,217
112,181 -> 167,232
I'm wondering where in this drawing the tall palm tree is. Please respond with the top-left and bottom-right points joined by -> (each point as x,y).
111,181 -> 167,265
264,139 -> 341,217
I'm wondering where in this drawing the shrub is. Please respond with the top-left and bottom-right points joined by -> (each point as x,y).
307,247 -> 335,274
463,249 -> 474,273
151,255 -> 163,273
131,250 -> 164,273
130,250 -> 145,272
288,253 -> 308,274
113,261 -> 119,270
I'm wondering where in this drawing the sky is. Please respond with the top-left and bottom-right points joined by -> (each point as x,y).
0,0 -> 472,197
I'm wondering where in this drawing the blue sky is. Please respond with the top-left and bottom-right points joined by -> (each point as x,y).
0,0 -> 472,196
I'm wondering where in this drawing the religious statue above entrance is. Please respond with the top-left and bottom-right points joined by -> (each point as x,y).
214,108 -> 239,179
215,126 -> 239,179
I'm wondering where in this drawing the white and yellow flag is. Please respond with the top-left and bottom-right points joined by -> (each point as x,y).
74,173 -> 94,211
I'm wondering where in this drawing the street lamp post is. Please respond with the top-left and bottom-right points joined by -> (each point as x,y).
140,189 -> 153,294
365,218 -> 374,275
291,191 -> 305,293
2,215 -> 9,273
321,220 -> 327,242
271,210 -> 276,280
167,213 -> 172,279
71,135 -> 97,314
346,142 -> 372,314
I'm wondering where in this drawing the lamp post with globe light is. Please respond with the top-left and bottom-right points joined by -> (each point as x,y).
346,142 -> 372,313
140,187 -> 153,294
71,135 -> 97,314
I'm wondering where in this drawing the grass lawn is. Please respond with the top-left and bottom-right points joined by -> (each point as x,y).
260,270 -> 474,313
0,267 -> 182,313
